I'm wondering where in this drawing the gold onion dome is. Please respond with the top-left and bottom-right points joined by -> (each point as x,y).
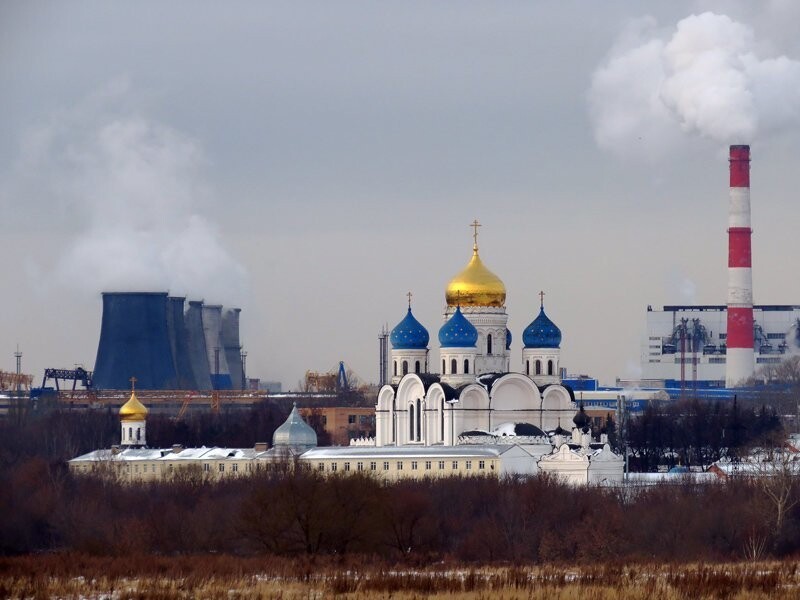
445,222 -> 506,307
119,390 -> 148,422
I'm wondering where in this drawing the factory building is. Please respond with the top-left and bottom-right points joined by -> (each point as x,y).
641,304 -> 800,388
640,145 -> 798,390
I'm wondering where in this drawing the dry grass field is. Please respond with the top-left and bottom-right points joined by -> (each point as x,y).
1,555 -> 799,599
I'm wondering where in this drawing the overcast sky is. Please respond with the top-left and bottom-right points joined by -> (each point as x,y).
2,1 -> 799,389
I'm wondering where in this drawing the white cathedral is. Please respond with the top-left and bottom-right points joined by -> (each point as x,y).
376,222 -> 577,447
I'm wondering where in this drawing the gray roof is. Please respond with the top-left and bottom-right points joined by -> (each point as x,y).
272,403 -> 318,449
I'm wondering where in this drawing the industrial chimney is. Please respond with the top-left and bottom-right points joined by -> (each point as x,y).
93,292 -> 180,390
725,145 -> 755,388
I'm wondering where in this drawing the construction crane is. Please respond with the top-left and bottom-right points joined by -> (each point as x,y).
304,361 -> 369,393
41,367 -> 93,390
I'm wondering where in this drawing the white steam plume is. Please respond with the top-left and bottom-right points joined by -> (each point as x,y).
589,12 -> 800,158
16,80 -> 248,305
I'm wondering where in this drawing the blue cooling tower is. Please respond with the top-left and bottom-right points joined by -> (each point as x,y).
166,296 -> 197,390
222,308 -> 244,390
185,301 -> 213,391
201,304 -> 233,390
93,292 -> 180,390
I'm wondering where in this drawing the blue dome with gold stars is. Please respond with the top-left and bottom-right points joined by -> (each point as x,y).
523,306 -> 562,349
439,307 -> 478,348
390,308 -> 429,350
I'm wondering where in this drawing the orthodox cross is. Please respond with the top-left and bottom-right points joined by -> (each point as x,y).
407,291 -> 413,309
539,290 -> 545,308
129,376 -> 137,391
470,219 -> 481,249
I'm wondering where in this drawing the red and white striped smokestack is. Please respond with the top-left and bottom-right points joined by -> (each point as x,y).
726,144 -> 755,387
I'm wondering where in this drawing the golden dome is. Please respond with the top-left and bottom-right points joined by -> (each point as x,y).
119,390 -> 148,422
445,246 -> 506,308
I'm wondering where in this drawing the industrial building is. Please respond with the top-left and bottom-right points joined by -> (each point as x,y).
639,146 -> 799,390
92,292 -> 246,391
641,304 -> 800,388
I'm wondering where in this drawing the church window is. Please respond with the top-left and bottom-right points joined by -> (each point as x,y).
409,404 -> 415,440
416,399 -> 421,441
411,461 -> 418,470
136,428 -> 141,441
128,427 -> 132,440
487,334 -> 493,355
415,360 -> 421,374
464,359 -> 469,374
370,461 -> 377,471
442,359 -> 446,373
440,399 -> 445,441
548,360 -> 554,376
526,360 -> 530,375
393,361 -> 397,376
383,461 -> 389,470
438,461 -> 445,470
479,460 -> 485,470
451,359 -> 457,374
425,460 -> 432,470
402,361 -> 408,376
535,360 -> 542,375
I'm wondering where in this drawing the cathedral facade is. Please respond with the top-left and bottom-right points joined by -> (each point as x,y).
376,223 -> 577,448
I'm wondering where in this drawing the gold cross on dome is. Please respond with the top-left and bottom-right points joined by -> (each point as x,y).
407,291 -> 413,309
539,290 -> 545,308
129,376 -> 137,391
470,219 -> 481,249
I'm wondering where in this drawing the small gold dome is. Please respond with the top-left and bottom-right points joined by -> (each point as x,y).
119,391 -> 148,422
446,247 -> 506,308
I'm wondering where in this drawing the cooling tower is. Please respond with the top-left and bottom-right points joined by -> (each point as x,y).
202,304 -> 233,390
93,292 -> 180,390
185,301 -> 213,391
725,145 -> 755,388
221,307 -> 244,390
166,296 -> 197,390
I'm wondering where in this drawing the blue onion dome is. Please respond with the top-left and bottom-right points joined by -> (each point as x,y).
523,304 -> 562,349
390,308 -> 430,350
506,328 -> 512,350
438,307 -> 478,348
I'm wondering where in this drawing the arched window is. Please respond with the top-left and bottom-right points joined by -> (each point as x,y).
548,360 -> 554,376
416,399 -> 421,441
526,360 -> 530,376
451,358 -> 457,375
402,360 -> 408,376
441,398 -> 445,441
409,404 -> 415,440
128,427 -> 132,441
442,359 -> 446,374
535,360 -> 542,375
464,359 -> 469,374
393,361 -> 397,376
136,428 -> 141,441
415,360 -> 421,374
487,334 -> 493,355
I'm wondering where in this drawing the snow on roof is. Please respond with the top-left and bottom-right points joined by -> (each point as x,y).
69,446 -> 258,462
301,444 -> 527,460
